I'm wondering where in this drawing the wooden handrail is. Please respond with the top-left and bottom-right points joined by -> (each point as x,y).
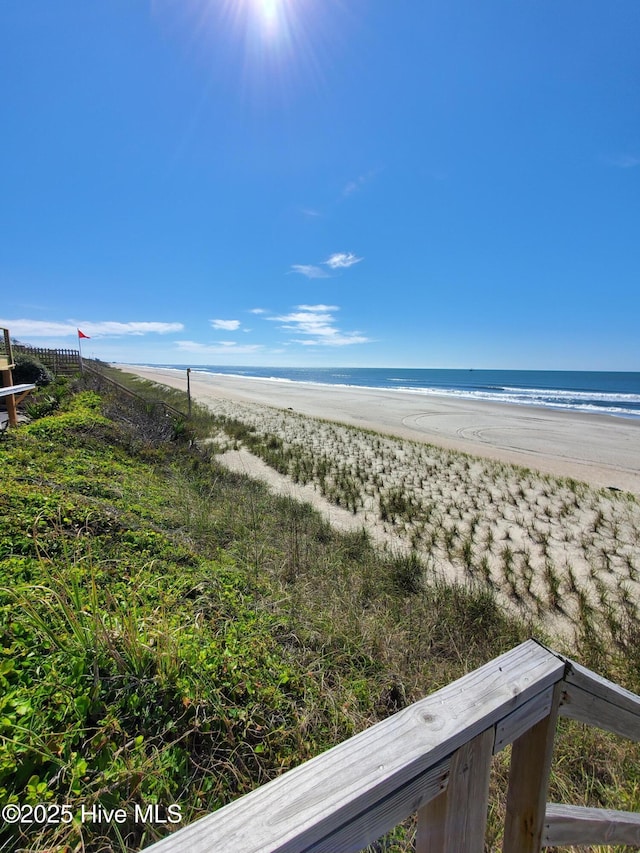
544,803 -> 640,847
141,640 -> 640,852
0,383 -> 36,401
559,657 -> 640,740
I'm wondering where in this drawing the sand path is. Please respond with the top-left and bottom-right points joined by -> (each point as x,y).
215,447 -> 407,554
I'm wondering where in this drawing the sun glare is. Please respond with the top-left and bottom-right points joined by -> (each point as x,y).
256,0 -> 280,24
155,0 -> 344,98
248,0 -> 292,43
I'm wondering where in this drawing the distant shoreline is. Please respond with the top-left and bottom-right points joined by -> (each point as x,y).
126,363 -> 640,420
113,364 -> 640,494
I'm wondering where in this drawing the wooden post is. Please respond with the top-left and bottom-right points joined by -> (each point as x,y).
187,368 -> 191,417
1,328 -> 11,367
1,369 -> 17,427
416,727 -> 494,853
502,681 -> 563,853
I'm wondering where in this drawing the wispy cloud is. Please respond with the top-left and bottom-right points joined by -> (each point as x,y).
0,319 -> 183,338
249,308 -> 267,314
268,304 -> 371,347
175,340 -> 264,355
210,318 -> 241,331
290,253 -> 363,278
300,207 -> 322,218
290,264 -> 329,279
607,154 -> 640,169
87,322 -> 183,337
343,169 -> 377,197
294,334 -> 370,346
324,252 -> 363,270
601,154 -> 640,169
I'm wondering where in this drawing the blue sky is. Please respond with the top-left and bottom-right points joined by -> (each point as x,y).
1,1 -> 638,369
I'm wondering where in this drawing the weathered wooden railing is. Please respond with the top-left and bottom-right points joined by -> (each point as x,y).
142,640 -> 640,852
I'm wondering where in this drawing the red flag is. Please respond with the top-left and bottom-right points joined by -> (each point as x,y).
78,329 -> 90,339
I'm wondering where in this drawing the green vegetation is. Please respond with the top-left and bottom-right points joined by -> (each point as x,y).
1,372 -> 639,851
12,353 -> 54,388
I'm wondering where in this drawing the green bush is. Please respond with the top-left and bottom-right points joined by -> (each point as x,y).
22,378 -> 71,421
24,396 -> 58,419
12,354 -> 54,386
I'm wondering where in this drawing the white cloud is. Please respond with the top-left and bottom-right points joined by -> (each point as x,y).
297,304 -> 339,312
175,340 -> 264,355
210,319 -> 241,331
290,264 -> 329,279
249,308 -> 267,314
324,252 -> 363,270
0,319 -> 183,338
290,254 -> 362,278
292,332 -> 371,347
87,321 -> 184,336
268,304 -> 370,347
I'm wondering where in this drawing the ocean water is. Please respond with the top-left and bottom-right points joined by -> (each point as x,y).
152,366 -> 640,419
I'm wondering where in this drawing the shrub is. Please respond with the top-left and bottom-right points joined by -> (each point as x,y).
12,354 -> 54,386
23,378 -> 72,420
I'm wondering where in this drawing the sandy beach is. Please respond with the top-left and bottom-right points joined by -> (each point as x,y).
115,364 -> 640,494
111,364 -> 640,641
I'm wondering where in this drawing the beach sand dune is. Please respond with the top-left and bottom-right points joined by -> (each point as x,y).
115,365 -> 640,494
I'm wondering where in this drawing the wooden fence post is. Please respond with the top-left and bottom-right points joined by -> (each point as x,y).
502,681 -> 563,853
416,727 -> 494,853
1,369 -> 17,427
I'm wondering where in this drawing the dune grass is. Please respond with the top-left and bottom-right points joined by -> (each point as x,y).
1,370 -> 639,851
190,392 -> 640,663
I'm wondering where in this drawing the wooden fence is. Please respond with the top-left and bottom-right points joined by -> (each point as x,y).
142,639 -> 640,852
12,345 -> 81,376
83,364 -> 187,420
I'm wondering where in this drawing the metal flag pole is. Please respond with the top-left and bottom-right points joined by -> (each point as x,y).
77,330 -> 90,373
